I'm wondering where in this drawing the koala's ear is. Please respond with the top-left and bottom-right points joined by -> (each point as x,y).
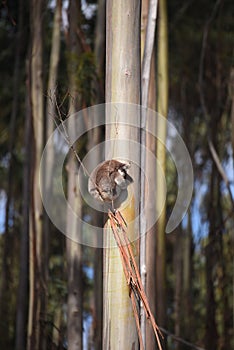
118,160 -> 131,170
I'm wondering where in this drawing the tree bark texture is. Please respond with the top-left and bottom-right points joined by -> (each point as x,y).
66,1 -> 83,349
27,1 -> 45,349
155,0 -> 168,330
104,1 -> 141,349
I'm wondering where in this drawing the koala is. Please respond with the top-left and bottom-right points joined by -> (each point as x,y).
88,159 -> 133,202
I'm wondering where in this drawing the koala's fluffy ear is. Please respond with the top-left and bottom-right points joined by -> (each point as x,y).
117,160 -> 131,170
114,172 -> 133,189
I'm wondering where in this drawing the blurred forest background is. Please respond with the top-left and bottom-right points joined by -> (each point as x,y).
0,0 -> 233,349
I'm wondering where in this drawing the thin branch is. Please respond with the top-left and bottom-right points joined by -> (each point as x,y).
47,90 -> 108,203
160,327 -> 206,350
47,90 -> 91,179
208,140 -> 234,210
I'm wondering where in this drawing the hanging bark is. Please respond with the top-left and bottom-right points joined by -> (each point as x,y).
103,0 -> 141,349
155,0 -> 168,329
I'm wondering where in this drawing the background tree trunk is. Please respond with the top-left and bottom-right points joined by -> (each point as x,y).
103,1 -> 141,349
155,0 -> 168,331
66,1 -> 83,349
181,212 -> 193,342
0,0 -> 24,347
27,1 -> 45,349
15,60 -> 30,350
205,164 -> 218,350
140,1 -> 158,347
173,227 -> 182,349
66,155 -> 83,350
92,2 -> 106,347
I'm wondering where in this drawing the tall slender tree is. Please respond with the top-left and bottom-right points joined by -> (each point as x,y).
27,1 -> 45,349
140,1 -> 158,348
0,0 -> 24,347
92,2 -> 106,348
103,1 -> 141,349
155,0 -> 168,329
66,1 -> 83,349
15,61 -> 31,350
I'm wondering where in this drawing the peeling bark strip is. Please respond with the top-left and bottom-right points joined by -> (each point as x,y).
108,210 -> 163,350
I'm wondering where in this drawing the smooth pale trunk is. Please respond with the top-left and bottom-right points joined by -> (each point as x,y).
155,0 -> 168,327
103,1 -> 141,349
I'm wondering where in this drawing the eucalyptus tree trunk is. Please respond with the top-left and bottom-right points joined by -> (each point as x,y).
182,211 -> 193,340
66,151 -> 83,350
231,68 -> 234,163
141,2 -> 158,346
181,90 -> 193,341
205,163 -> 218,350
103,1 -> 141,349
15,61 -> 31,350
141,1 -> 158,348
45,0 -> 61,192
66,1 -> 83,349
155,0 -> 168,329
0,0 -> 24,348
173,227 -> 182,349
27,1 -> 45,349
94,0 -> 106,103
43,2 -> 62,348
91,2 -> 106,348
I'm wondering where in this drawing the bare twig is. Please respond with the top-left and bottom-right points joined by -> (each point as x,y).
208,140 -> 234,209
47,90 -> 92,179
160,327 -> 206,350
47,90 -> 110,204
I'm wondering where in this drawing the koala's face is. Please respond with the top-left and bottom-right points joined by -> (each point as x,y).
88,159 -> 133,202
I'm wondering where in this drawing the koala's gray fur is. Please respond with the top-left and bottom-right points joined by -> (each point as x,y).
88,159 -> 133,202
